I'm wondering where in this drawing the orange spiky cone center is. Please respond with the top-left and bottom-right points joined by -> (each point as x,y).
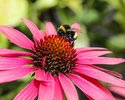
32,35 -> 77,76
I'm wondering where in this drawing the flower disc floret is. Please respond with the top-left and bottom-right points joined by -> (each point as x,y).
32,35 -> 77,75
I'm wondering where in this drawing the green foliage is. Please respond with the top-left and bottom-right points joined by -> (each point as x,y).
107,34 -> 125,50
0,33 -> 9,48
0,0 -> 28,26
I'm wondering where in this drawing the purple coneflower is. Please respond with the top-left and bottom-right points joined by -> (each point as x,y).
0,18 -> 125,100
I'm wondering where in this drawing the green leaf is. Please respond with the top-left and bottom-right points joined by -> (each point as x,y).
0,33 -> 9,48
77,9 -> 100,24
0,0 -> 29,26
107,34 -> 125,50
36,0 -> 58,10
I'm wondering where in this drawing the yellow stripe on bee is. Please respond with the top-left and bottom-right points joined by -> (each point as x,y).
59,25 -> 66,33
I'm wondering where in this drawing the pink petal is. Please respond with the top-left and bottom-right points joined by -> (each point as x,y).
109,86 -> 125,97
14,80 -> 39,100
74,65 -> 125,87
23,18 -> 44,41
77,57 -> 125,65
40,30 -> 47,38
35,69 -> 46,81
35,69 -> 53,82
77,50 -> 112,58
0,57 -> 32,70
76,47 -> 107,53
84,94 -> 94,100
0,66 -> 35,83
67,74 -> 115,100
70,23 -> 80,33
59,73 -> 78,100
0,48 -> 31,57
90,65 -> 123,78
79,73 -> 114,97
46,22 -> 57,35
0,26 -> 34,50
54,76 -> 64,100
38,73 -> 54,100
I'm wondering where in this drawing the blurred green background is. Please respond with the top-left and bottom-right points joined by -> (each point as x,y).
0,0 -> 125,99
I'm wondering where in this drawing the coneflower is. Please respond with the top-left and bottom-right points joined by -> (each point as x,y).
0,18 -> 125,100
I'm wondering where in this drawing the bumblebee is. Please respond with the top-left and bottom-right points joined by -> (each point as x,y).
57,25 -> 78,46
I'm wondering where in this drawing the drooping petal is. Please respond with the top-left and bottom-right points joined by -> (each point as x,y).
46,22 -> 57,35
23,18 -> 44,41
76,50 -> 112,58
14,80 -> 39,100
0,48 -> 31,57
59,73 -> 78,100
90,65 -> 123,78
0,57 -> 32,70
76,47 -> 107,53
0,66 -> 35,83
0,26 -> 34,50
38,73 -> 54,100
79,74 -> 115,100
54,76 -> 64,100
67,74 -> 115,100
74,65 -> 125,87
35,69 -> 46,81
77,57 -> 125,65
109,86 -> 125,97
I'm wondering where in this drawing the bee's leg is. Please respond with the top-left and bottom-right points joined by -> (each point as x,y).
70,41 -> 74,47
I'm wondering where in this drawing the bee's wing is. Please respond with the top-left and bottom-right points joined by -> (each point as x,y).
67,28 -> 80,34
70,23 -> 80,33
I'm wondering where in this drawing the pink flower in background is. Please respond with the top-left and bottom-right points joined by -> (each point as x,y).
0,18 -> 125,100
